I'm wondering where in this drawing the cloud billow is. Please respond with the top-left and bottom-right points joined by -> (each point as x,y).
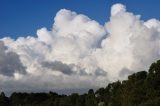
0,41 -> 26,76
0,3 -> 160,93
41,61 -> 74,75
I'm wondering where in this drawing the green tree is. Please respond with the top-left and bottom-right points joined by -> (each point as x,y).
85,89 -> 97,106
98,101 -> 105,106
0,92 -> 9,106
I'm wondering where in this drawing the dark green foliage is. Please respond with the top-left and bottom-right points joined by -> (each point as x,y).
1,60 -> 160,106
0,92 -> 9,106
95,60 -> 160,106
85,89 -> 97,106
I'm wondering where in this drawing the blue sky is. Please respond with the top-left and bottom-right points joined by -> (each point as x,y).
0,0 -> 160,38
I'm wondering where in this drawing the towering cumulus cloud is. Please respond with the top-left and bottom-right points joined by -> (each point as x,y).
0,3 -> 160,93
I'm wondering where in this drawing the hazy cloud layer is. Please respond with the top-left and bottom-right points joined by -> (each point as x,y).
0,3 -> 160,93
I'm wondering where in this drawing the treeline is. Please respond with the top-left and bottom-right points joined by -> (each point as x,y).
0,60 -> 160,106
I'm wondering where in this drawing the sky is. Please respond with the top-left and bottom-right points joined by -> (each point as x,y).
0,0 -> 160,38
0,0 -> 160,95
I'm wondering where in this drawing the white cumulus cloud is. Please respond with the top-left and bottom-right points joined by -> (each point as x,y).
0,3 -> 160,94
